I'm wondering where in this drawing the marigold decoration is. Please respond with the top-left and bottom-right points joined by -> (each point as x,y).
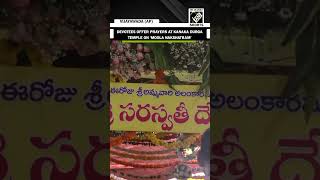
145,132 -> 200,149
126,131 -> 149,142
130,132 -> 179,142
110,132 -> 136,146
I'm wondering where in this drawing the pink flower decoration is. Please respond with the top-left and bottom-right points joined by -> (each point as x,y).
112,56 -> 120,65
136,52 -> 144,61
136,44 -> 144,52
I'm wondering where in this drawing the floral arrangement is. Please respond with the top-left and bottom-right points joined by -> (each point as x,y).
110,149 -> 177,160
169,41 -> 209,72
109,130 -> 207,179
173,163 -> 192,179
110,41 -> 210,92
110,40 -> 154,80
145,132 -> 200,149
176,144 -> 200,161
110,131 -> 199,149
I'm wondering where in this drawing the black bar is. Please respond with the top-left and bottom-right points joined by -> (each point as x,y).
112,27 -> 208,40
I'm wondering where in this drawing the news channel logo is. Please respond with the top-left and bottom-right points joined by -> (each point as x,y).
188,8 -> 204,24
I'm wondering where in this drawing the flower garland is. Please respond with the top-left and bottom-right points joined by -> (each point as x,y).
112,146 -> 175,155
110,155 -> 180,168
111,171 -> 173,180
128,132 -> 179,142
146,133 -> 200,149
128,133 -> 148,141
111,41 -> 154,81
110,149 -> 177,160
110,132 -> 136,146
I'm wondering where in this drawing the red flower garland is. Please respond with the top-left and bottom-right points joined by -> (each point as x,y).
110,155 -> 180,168
112,146 -> 175,155
110,149 -> 177,160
